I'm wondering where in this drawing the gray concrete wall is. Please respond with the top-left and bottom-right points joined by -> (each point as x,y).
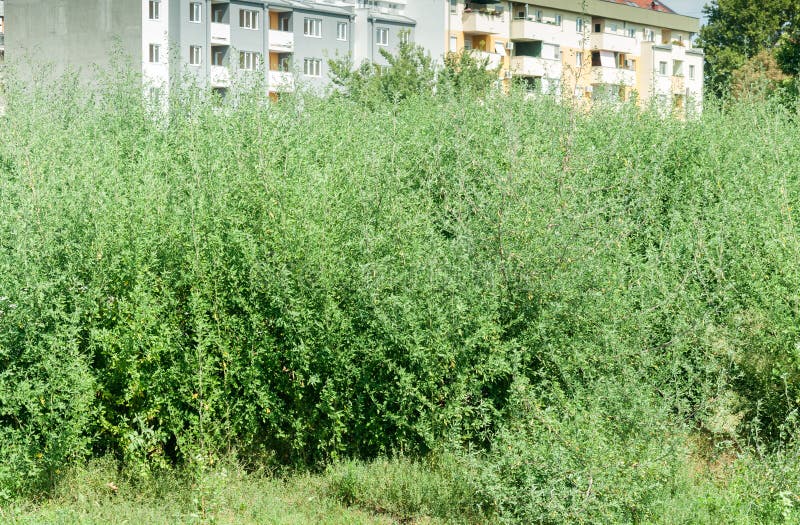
170,0 -> 211,83
293,8 -> 351,91
6,0 -> 141,81
402,0 -> 445,61
368,18 -> 414,66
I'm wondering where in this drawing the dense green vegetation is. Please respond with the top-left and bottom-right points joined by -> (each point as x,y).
700,0 -> 800,98
2,65 -> 800,522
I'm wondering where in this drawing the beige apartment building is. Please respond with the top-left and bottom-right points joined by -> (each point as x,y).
447,0 -> 703,111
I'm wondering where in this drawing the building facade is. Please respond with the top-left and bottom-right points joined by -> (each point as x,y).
0,0 -> 5,64
3,0 -> 703,110
447,0 -> 704,111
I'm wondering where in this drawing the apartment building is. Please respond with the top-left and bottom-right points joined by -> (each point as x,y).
4,0 -> 452,94
447,0 -> 704,111
3,0 -> 702,110
0,0 -> 6,64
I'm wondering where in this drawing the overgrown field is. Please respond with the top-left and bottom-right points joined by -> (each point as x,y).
2,71 -> 800,523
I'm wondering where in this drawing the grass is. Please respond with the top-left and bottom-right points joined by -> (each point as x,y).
1,459 -> 429,525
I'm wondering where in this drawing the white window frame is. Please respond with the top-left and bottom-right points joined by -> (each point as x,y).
554,14 -> 562,26
239,51 -> 261,70
212,50 -> 225,66
576,18 -> 584,33
303,58 -> 322,77
337,21 -> 348,41
239,9 -> 259,30
399,30 -> 410,45
190,2 -> 202,23
149,43 -> 160,63
576,51 -> 583,68
189,45 -> 202,65
304,17 -> 322,38
148,0 -> 160,20
376,27 -> 389,46
659,61 -> 667,76
689,64 -> 696,80
449,35 -> 457,52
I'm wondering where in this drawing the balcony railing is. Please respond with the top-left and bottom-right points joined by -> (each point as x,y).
469,50 -> 504,70
589,32 -> 638,55
210,23 -> 230,45
268,30 -> 294,53
462,10 -> 507,34
269,70 -> 295,92
591,66 -> 635,86
510,55 -> 562,78
210,65 -> 231,88
510,19 -> 569,42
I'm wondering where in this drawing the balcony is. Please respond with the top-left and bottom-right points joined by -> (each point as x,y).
591,66 -> 635,86
471,50 -> 504,70
510,55 -> 562,78
210,23 -> 230,45
462,10 -> 507,34
268,30 -> 294,53
671,75 -> 685,94
269,71 -> 295,92
510,19 -> 567,42
210,65 -> 231,88
589,32 -> 638,55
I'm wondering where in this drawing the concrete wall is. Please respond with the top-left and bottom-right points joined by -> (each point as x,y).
6,0 -> 141,81
293,8 -> 351,91
403,0 -> 445,61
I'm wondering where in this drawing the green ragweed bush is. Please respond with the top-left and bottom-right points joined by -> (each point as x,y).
1,63 -> 800,522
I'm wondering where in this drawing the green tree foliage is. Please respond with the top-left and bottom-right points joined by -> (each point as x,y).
328,36 -> 435,103
700,0 -> 800,96
328,39 -> 498,103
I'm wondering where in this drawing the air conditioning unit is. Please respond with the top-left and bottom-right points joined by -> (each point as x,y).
506,41 -> 514,51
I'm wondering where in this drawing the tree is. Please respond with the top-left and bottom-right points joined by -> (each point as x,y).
699,0 -> 800,96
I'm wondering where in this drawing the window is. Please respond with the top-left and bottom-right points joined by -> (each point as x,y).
399,30 -> 410,45
376,27 -> 388,46
190,2 -> 202,22
189,45 -> 202,65
304,17 -> 322,37
149,44 -> 160,63
239,51 -> 260,70
337,22 -> 347,41
576,18 -> 584,33
645,29 -> 655,42
212,5 -> 225,23
278,56 -> 291,72
148,0 -> 160,20
594,23 -> 601,33
534,10 -> 542,22
659,61 -> 667,75
279,17 -> 290,31
212,50 -> 225,66
610,23 -> 618,33
239,9 -> 259,29
449,35 -> 457,52
576,51 -> 583,67
554,15 -> 562,26
303,58 -> 322,77
689,64 -> 696,79
449,0 -> 457,15
627,28 -> 636,38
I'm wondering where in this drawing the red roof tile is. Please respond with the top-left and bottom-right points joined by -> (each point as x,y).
603,0 -> 675,14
